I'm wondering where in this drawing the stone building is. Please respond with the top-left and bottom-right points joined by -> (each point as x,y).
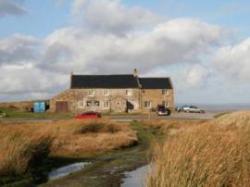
50,70 -> 174,113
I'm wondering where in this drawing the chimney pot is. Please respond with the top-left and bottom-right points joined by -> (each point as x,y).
133,68 -> 138,77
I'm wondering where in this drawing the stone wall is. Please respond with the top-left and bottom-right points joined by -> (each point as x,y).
141,89 -> 174,112
50,88 -> 140,113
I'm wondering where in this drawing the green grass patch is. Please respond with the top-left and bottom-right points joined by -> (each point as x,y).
0,108 -> 73,120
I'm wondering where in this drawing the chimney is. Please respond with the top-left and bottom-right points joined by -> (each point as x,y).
133,68 -> 138,77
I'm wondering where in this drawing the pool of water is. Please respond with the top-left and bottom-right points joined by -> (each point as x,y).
121,164 -> 150,187
48,162 -> 91,180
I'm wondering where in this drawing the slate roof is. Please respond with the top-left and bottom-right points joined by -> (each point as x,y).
71,74 -> 139,89
139,78 -> 173,89
71,74 -> 173,89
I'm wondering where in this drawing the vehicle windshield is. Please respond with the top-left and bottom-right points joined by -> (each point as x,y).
190,106 -> 198,109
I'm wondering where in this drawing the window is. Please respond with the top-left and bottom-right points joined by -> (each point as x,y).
103,101 -> 109,108
162,101 -> 168,107
86,100 -> 100,107
162,89 -> 167,95
86,101 -> 92,107
88,89 -> 95,96
78,100 -> 84,108
144,101 -> 151,108
142,89 -> 145,93
104,89 -> 110,96
94,101 -> 100,107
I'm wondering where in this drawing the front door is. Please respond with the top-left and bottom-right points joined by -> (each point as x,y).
56,101 -> 68,113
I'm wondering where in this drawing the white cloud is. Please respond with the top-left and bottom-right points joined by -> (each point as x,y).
39,18 -> 223,75
186,64 -> 210,87
0,34 -> 41,65
72,0 -> 160,35
0,0 -> 26,17
0,65 -> 68,94
214,38 -> 250,81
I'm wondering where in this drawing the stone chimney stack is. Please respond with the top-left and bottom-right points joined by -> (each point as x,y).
133,68 -> 138,77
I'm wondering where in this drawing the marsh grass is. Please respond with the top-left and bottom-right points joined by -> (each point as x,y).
0,119 -> 137,178
0,130 -> 52,177
147,111 -> 250,187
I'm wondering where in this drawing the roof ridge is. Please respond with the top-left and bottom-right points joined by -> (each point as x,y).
72,74 -> 134,76
139,77 -> 170,79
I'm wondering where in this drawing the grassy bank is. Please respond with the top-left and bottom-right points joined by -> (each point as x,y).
0,119 -> 137,186
148,111 -> 250,187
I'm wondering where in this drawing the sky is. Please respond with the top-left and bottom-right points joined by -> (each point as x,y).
0,0 -> 250,105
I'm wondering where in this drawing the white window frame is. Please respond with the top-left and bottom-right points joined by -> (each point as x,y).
86,100 -> 100,107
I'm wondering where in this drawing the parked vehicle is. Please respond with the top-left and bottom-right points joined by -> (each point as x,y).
156,105 -> 171,116
75,111 -> 101,119
177,105 -> 205,113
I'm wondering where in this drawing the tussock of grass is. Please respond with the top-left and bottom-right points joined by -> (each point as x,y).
0,129 -> 52,176
147,111 -> 250,187
49,120 -> 137,157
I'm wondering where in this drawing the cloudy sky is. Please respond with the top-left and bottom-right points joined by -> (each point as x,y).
0,0 -> 250,104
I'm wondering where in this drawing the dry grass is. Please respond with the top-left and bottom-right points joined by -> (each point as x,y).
147,111 -> 250,187
48,120 -> 138,157
0,119 -> 137,176
0,127 -> 52,176
143,119 -> 207,136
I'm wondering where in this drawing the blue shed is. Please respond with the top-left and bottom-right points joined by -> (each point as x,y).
33,101 -> 46,113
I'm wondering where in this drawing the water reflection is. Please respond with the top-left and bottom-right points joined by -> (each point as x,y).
48,162 -> 90,180
121,165 -> 150,187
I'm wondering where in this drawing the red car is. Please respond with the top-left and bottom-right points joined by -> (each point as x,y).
75,111 -> 101,119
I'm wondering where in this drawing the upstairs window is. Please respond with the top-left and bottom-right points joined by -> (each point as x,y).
88,89 -> 95,96
162,89 -> 167,95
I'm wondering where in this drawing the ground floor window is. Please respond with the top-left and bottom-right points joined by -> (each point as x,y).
86,100 -> 100,107
103,101 -> 110,108
144,101 -> 151,108
78,100 -> 84,108
162,101 -> 168,107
